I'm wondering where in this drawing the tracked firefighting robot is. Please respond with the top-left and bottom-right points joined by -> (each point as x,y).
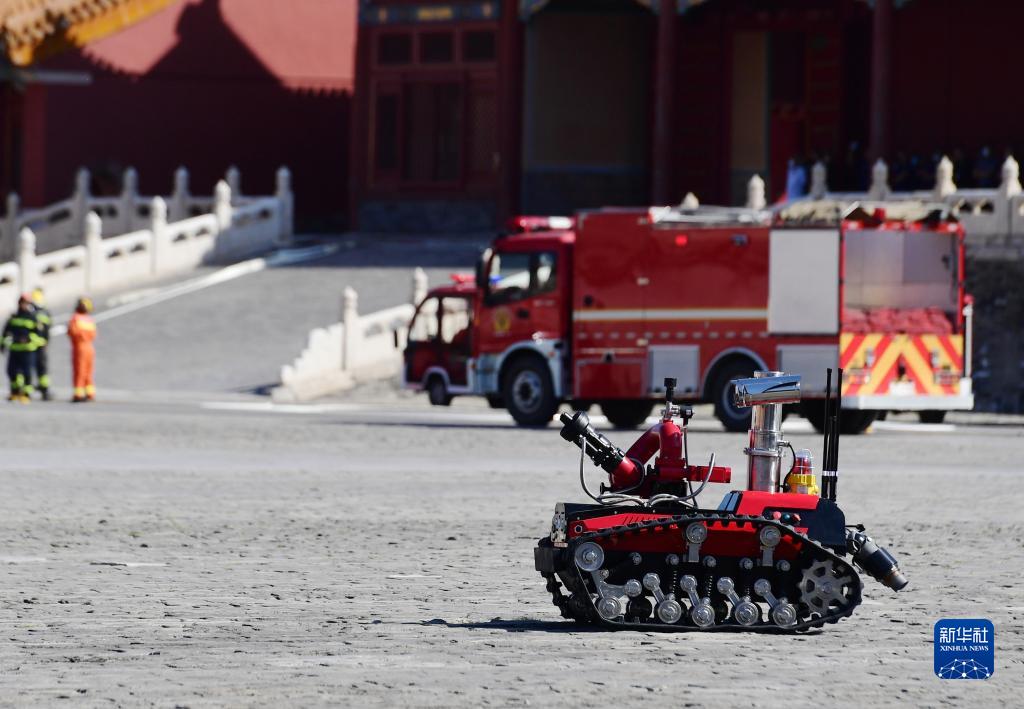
534,370 -> 906,632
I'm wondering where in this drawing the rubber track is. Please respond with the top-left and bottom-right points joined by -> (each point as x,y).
541,510 -> 862,633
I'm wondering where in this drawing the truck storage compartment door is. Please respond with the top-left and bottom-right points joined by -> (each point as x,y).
768,228 -> 839,334
573,212 -> 650,399
648,345 -> 700,396
574,357 -> 645,400
777,345 -> 839,395
645,224 -> 770,395
844,228 -> 958,314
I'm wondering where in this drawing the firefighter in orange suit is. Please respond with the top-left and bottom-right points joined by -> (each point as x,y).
67,297 -> 97,402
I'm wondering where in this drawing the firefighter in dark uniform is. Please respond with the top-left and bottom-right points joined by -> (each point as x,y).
2,294 -> 44,403
31,288 -> 52,400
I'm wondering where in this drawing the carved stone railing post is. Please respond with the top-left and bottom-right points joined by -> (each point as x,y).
150,196 -> 167,275
72,167 -> 91,247
84,212 -> 103,292
412,267 -> 428,306
995,156 -> 1021,235
998,156 -> 1022,199
214,180 -> 232,231
226,165 -> 241,203
810,161 -> 828,199
746,174 -> 766,210
120,166 -> 138,232
17,227 -> 36,294
868,159 -> 891,200
342,287 -> 360,372
170,166 -> 190,222
275,166 -> 293,244
934,155 -> 956,200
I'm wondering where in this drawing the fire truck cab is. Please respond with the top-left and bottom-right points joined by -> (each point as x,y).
405,223 -> 574,419
404,203 -> 973,432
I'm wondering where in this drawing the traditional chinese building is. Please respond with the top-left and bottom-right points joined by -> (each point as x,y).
352,0 -> 1024,230
0,0 -> 357,229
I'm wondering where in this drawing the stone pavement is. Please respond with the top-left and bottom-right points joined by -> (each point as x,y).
0,393 -> 1021,706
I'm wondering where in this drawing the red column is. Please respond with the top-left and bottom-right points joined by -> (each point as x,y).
349,21 -> 372,230
0,85 -> 15,197
651,0 -> 677,205
21,85 -> 47,205
497,1 -> 523,222
868,0 -> 893,162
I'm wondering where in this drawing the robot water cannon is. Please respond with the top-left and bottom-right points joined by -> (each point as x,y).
536,367 -> 908,632
561,377 -> 722,496
732,371 -> 801,494
559,411 -> 641,484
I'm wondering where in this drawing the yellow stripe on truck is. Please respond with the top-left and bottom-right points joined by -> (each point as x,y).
860,335 -> 901,396
900,339 -> 943,395
840,332 -> 880,370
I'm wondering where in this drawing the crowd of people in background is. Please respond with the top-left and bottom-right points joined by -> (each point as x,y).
0,290 -> 97,404
786,143 -> 1015,198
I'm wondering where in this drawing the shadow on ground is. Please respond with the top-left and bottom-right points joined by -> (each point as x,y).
419,618 -> 598,633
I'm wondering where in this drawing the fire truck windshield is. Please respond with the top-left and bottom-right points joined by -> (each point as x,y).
485,251 -> 557,305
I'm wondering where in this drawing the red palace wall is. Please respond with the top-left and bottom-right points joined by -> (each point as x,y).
890,0 -> 1024,157
23,0 -> 356,229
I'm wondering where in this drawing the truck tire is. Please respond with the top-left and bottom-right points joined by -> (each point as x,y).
802,402 -> 877,434
427,377 -> 452,406
801,401 -> 827,432
503,358 -> 558,427
711,360 -> 756,432
918,410 -> 947,424
840,410 -> 877,434
600,400 -> 654,429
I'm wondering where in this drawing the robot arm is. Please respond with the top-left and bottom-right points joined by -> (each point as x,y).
558,411 -> 643,489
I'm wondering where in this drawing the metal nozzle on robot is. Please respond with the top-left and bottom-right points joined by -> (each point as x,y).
848,529 -> 909,591
731,372 -> 802,407
559,410 -> 629,475
732,372 -> 802,493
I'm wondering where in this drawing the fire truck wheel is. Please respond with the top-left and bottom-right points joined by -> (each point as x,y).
918,410 -> 946,424
427,377 -> 453,406
801,401 -> 827,432
711,361 -> 755,432
503,358 -> 558,426
802,402 -> 877,434
840,410 -> 877,434
600,401 -> 654,429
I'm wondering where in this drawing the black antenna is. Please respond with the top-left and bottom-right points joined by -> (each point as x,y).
822,369 -> 833,498
820,367 -> 843,501
828,368 -> 843,501
821,368 -> 841,501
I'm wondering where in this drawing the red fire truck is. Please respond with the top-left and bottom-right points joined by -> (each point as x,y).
403,202 -> 973,432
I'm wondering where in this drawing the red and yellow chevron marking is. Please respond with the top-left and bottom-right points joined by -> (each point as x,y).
840,332 -> 963,396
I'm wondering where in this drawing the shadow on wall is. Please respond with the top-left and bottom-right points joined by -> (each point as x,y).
35,0 -> 350,231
